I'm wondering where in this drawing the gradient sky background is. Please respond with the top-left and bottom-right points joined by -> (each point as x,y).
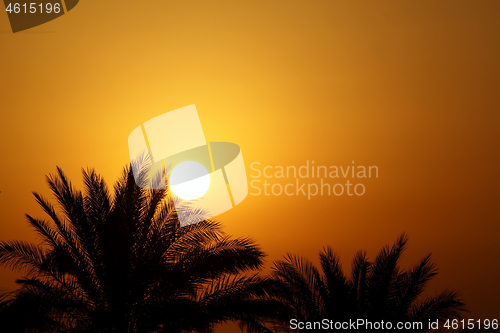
1,1 -> 499,331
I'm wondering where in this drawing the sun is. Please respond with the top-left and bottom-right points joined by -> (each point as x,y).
170,161 -> 210,200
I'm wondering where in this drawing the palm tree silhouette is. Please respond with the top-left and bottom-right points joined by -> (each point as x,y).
0,165 -> 279,333
269,234 -> 468,332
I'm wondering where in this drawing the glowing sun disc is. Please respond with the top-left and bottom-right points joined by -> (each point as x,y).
170,161 -> 210,200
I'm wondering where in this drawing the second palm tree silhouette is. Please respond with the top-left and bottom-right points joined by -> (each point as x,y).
264,234 -> 467,332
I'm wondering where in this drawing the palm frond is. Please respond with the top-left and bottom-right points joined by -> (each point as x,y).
409,290 -> 466,323
0,240 -> 45,274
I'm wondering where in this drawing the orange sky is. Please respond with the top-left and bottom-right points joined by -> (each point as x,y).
1,1 -> 499,331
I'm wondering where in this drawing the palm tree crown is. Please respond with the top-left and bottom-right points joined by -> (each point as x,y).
270,234 -> 467,332
0,165 -> 274,333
